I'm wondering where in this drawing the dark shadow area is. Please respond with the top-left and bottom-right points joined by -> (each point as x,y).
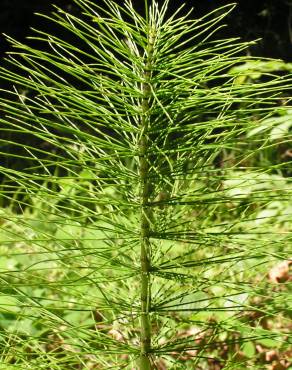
1,0 -> 292,60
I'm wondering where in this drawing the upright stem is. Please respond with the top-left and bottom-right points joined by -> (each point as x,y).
139,26 -> 155,370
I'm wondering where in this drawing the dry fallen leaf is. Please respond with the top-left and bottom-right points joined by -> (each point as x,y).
267,361 -> 287,370
265,350 -> 279,362
108,328 -> 124,342
268,260 -> 292,283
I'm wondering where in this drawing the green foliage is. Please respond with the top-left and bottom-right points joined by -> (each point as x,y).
0,0 -> 291,369
229,59 -> 292,83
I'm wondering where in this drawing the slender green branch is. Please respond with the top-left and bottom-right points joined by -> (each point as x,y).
139,25 -> 156,370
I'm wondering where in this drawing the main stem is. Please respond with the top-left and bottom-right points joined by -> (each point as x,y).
139,27 -> 155,370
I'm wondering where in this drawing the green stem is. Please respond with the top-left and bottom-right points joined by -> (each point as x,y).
139,26 -> 155,370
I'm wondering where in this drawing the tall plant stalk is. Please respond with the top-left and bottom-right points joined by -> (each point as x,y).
0,0 -> 291,369
139,23 -> 155,370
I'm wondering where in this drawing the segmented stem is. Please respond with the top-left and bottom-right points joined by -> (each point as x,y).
139,26 -> 155,370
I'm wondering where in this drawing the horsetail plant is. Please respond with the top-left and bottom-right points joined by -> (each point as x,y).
0,0 -> 291,369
